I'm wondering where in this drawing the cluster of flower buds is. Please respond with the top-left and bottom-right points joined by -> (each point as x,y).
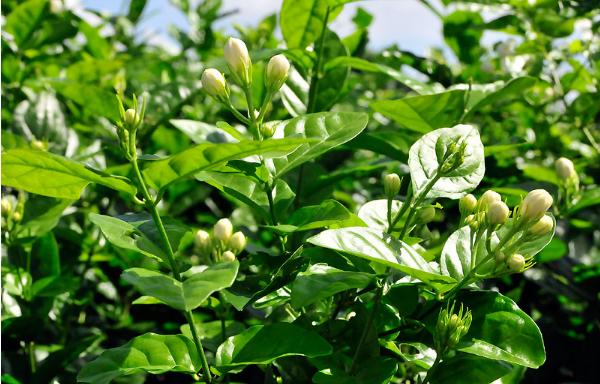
434,302 -> 472,356
194,218 -> 247,264
462,190 -> 510,230
437,137 -> 468,175
1,195 -> 22,226
201,37 -> 290,102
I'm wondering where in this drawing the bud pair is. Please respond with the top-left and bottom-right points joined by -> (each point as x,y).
519,189 -> 553,223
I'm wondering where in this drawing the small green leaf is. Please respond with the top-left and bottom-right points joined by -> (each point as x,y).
371,90 -> 465,133
51,81 -> 120,121
286,199 -> 364,232
307,227 -> 456,289
271,112 -> 369,177
1,149 -> 136,199
77,333 -> 200,384
408,124 -> 485,199
122,261 -> 239,311
280,0 -> 330,49
144,138 -> 308,191
4,0 -> 48,48
215,323 -> 332,369
290,264 -> 373,308
456,290 -> 546,368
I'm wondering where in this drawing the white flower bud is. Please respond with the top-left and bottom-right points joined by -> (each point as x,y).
201,68 -> 229,100
384,173 -> 401,198
477,190 -> 501,211
555,157 -> 575,181
528,215 -> 553,236
124,108 -> 138,126
224,37 -> 252,86
265,54 -> 290,92
222,250 -> 236,262
213,218 -> 233,242
507,254 -> 525,272
459,194 -> 477,215
520,189 -> 553,222
194,229 -> 211,249
260,122 -> 276,138
487,201 -> 509,226
1,198 -> 12,217
229,231 -> 247,253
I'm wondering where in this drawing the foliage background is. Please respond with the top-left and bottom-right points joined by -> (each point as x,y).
1,0 -> 599,383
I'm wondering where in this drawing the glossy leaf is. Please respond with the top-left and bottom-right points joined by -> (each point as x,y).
429,353 -> 512,384
284,199 -> 364,232
4,0 -> 47,48
77,333 -> 200,384
290,264 -> 373,308
280,0 -> 329,49
215,323 -> 332,369
307,227 -> 456,288
144,138 -> 308,191
1,149 -> 136,199
370,90 -> 465,133
457,290 -> 546,368
270,112 -> 369,177
51,81 -> 120,121
408,124 -> 484,199
122,261 -> 239,311
461,77 -> 536,118
357,199 -> 403,231
170,119 -> 238,143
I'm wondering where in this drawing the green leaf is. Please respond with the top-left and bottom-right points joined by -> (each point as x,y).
77,333 -> 200,384
443,11 -> 484,64
144,138 -> 308,191
1,149 -> 136,199
4,0 -> 48,48
456,290 -> 546,368
51,81 -> 120,121
89,213 -> 189,262
408,124 -> 485,199
313,357 -> 397,384
286,199 -> 364,232
429,353 -> 512,384
567,187 -> 600,214
522,165 -> 559,185
307,227 -> 456,288
79,21 -> 112,59
461,77 -> 537,118
280,0 -> 329,49
290,264 -> 373,308
127,0 -> 147,23
16,196 -> 73,239
271,112 -> 369,177
325,57 -> 442,94
215,323 -> 332,369
357,199 -> 403,232
196,170 -> 294,223
122,262 -> 239,311
371,90 -> 465,133
495,215 -> 556,258
170,119 -> 238,143
313,30 -> 350,111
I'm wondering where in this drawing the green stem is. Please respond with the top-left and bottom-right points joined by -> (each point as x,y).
386,197 -> 393,232
387,186 -> 413,234
398,174 -> 440,240
349,286 -> 383,373
130,156 -> 212,383
225,102 -> 251,126
28,341 -> 36,374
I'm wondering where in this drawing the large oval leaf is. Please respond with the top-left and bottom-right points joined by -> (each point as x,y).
408,124 -> 484,199
429,353 -> 512,384
307,227 -> 456,289
457,290 -> 546,368
215,323 -> 332,370
122,261 -> 239,311
290,264 -> 373,308
357,199 -> 403,231
144,138 -> 308,191
1,149 -> 136,199
77,333 -> 200,384
270,112 -> 369,177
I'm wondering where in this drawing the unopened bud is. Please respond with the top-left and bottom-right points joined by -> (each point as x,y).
477,190 -> 501,211
487,201 -> 509,226
124,108 -> 138,126
459,194 -> 477,215
229,231 -> 247,253
194,230 -> 211,250
12,211 -> 22,222
265,54 -> 290,92
31,140 -> 46,150
1,198 -> 12,217
528,215 -> 553,236
555,157 -> 575,181
224,37 -> 252,86
495,252 -> 506,263
384,173 -> 401,198
520,189 -> 553,222
260,122 -> 276,138
222,250 -> 236,262
507,254 -> 525,272
213,218 -> 233,242
201,68 -> 229,101
417,206 -> 436,224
